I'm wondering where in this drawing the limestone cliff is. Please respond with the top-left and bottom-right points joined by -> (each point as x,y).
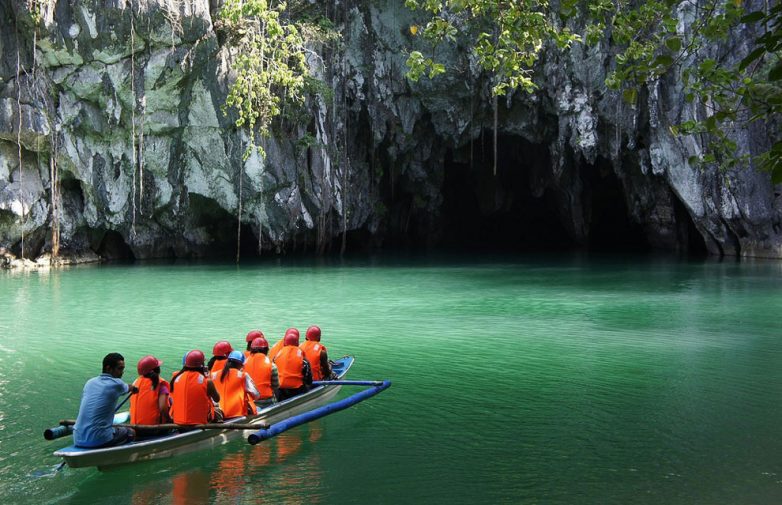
0,0 -> 779,264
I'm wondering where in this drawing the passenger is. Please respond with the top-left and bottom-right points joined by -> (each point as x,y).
170,350 -> 221,426
244,336 -> 279,405
269,327 -> 298,362
170,352 -> 188,382
208,340 -> 233,373
299,325 -> 334,381
73,352 -> 139,448
273,332 -> 312,401
211,351 -> 260,418
130,355 -> 172,426
244,329 -> 265,359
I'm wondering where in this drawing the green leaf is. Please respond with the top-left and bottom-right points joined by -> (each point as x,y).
665,37 -> 682,52
622,88 -> 638,104
699,59 -> 717,73
653,54 -> 674,67
769,61 -> 782,81
739,47 -> 765,70
740,11 -> 765,23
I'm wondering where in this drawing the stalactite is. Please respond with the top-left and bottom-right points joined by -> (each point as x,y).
130,4 -> 137,237
236,154 -> 245,263
139,95 -> 145,215
470,80 -> 474,171
15,35 -> 25,259
493,94 -> 498,176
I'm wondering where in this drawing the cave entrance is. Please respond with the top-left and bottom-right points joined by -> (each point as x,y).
188,194 -> 260,259
97,230 -> 135,261
582,156 -> 649,251
440,135 -> 575,252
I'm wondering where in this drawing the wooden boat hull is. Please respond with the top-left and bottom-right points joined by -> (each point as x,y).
54,356 -> 354,469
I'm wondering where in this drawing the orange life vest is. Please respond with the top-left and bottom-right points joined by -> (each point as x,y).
210,358 -> 227,374
245,353 -> 274,400
268,340 -> 284,362
211,368 -> 257,418
170,371 -> 213,425
275,346 -> 304,389
300,341 -> 327,381
130,376 -> 170,425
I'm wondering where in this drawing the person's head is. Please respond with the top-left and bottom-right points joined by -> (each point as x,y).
285,327 -> 300,339
137,355 -> 163,377
251,336 -> 269,354
283,332 -> 300,347
212,340 -> 233,358
221,351 -> 246,381
184,350 -> 206,369
306,325 -> 321,342
228,350 -> 245,366
102,353 -> 126,378
246,330 -> 264,350
172,350 -> 205,393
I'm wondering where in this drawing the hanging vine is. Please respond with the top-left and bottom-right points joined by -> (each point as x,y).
130,3 -> 137,236
217,0 -> 317,261
218,0 -> 309,160
15,26 -> 25,259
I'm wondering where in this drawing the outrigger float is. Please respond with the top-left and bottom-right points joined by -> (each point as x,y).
45,357 -> 391,470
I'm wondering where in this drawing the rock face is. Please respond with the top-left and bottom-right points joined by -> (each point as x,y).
0,0 -> 779,263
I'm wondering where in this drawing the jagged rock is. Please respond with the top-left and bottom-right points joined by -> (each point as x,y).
0,0 -> 778,260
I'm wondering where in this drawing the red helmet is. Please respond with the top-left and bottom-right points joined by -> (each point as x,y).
185,350 -> 205,368
251,336 -> 269,350
246,330 -> 264,343
283,332 -> 300,346
306,325 -> 321,342
212,340 -> 233,357
285,327 -> 300,338
137,355 -> 163,376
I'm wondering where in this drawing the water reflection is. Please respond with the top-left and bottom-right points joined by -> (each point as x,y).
61,422 -> 326,505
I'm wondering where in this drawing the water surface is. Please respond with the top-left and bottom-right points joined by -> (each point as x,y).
1,253 -> 781,504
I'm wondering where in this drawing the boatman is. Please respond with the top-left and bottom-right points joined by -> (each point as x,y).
170,350 -> 221,426
274,332 -> 312,401
73,353 -> 139,448
244,336 -> 279,405
299,325 -> 334,381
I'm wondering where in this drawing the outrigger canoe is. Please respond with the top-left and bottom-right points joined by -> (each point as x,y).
52,356 -> 388,470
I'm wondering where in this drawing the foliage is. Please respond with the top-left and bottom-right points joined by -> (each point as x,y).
404,0 -> 580,95
219,0 -> 310,159
598,0 -> 782,179
403,0 -> 782,181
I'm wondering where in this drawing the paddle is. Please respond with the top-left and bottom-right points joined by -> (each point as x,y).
312,380 -> 386,386
56,420 -> 270,431
44,391 -> 132,441
114,391 -> 133,413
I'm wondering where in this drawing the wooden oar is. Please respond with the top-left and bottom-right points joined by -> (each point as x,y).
57,420 -> 269,430
114,391 -> 133,413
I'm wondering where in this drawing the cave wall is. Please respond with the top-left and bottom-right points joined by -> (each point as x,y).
0,0 -> 779,263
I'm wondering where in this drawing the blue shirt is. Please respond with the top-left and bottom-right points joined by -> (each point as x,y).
73,373 -> 129,447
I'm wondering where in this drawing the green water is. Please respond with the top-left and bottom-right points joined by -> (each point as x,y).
1,253 -> 782,504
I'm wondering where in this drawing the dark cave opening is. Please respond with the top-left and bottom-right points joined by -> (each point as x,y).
187,194 -> 260,258
673,194 -> 709,257
436,134 -> 708,254
439,135 -> 576,252
582,155 -> 649,252
96,230 -> 135,261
